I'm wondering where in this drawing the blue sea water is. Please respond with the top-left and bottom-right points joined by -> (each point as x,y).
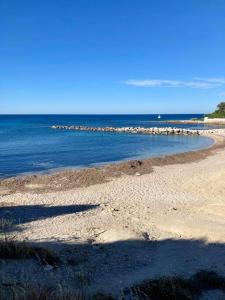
0,114 -> 215,178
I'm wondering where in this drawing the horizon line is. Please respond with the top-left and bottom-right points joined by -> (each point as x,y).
0,113 -> 206,116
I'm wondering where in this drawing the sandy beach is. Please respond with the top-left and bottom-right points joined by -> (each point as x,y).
1,128 -> 225,297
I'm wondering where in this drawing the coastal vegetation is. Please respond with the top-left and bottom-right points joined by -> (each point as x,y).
191,117 -> 204,121
205,101 -> 225,118
0,217 -> 59,266
130,270 -> 225,300
1,269 -> 225,299
0,239 -> 59,265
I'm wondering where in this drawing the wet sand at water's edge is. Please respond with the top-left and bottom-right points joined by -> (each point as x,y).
0,129 -> 224,195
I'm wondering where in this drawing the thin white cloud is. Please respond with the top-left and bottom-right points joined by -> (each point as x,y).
124,77 -> 225,89
193,77 -> 225,84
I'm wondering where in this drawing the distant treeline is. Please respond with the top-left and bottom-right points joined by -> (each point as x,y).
206,102 -> 225,118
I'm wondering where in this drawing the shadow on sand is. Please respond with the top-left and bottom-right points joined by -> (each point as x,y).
1,205 -> 225,299
0,204 -> 99,231
1,236 -> 225,299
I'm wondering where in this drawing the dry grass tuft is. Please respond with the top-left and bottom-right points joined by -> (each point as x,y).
0,216 -> 59,266
130,270 -> 225,300
0,285 -> 114,300
0,239 -> 59,266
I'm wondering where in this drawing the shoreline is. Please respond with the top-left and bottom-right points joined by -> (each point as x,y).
0,129 -> 224,195
1,128 -> 225,295
0,134 -> 213,179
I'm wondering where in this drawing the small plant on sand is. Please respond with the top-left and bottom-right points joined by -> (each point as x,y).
0,217 -> 59,266
0,285 -> 114,300
0,217 -> 13,239
0,285 -> 88,300
129,270 -> 225,300
0,239 -> 59,266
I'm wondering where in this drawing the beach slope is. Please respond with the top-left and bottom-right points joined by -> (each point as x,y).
1,129 -> 225,296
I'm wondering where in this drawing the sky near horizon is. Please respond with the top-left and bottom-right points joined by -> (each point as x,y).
1,0 -> 225,114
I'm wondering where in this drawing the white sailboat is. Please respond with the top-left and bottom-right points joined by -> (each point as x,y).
158,115 -> 161,119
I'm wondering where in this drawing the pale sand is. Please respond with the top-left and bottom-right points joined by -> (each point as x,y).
1,129 -> 225,295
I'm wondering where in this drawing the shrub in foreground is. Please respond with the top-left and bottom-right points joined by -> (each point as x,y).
0,240 -> 59,266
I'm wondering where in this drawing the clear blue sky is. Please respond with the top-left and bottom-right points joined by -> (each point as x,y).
1,0 -> 225,114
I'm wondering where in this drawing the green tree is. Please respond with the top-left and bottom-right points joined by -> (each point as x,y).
216,102 -> 225,113
206,101 -> 225,118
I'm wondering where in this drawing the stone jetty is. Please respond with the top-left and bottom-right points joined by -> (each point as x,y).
51,125 -> 200,136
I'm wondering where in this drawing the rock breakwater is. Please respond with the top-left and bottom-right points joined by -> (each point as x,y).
51,125 -> 200,136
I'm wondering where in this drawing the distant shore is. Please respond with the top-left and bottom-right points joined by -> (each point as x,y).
166,119 -> 225,125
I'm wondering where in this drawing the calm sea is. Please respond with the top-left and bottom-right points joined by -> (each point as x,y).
0,114 -> 215,178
